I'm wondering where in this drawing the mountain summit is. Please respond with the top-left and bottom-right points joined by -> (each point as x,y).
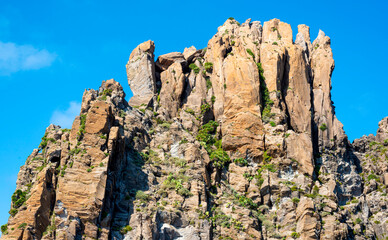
1,18 -> 387,240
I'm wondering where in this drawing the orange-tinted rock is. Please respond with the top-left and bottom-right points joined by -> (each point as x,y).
3,18 -> 387,240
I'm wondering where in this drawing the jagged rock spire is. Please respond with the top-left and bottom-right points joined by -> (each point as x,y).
126,40 -> 156,107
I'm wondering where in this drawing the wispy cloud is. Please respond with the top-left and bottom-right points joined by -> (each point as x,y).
50,101 -> 81,129
0,41 -> 57,75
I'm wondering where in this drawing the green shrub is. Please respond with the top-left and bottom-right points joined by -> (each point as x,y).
69,147 -> 82,156
243,173 -> 254,181
184,108 -> 195,116
236,194 -> 257,210
351,198 -> 359,204
205,79 -> 212,91
211,96 -> 216,104
161,122 -> 171,129
292,197 -> 300,204
367,174 -> 379,181
120,225 -> 133,234
210,149 -> 230,169
263,151 -> 272,163
148,129 -> 155,135
162,173 -> 192,197
256,63 -> 274,123
306,185 -> 320,198
60,169 -> 66,177
201,103 -> 211,114
233,158 -> 248,166
320,202 -> 327,208
196,121 -> 217,142
39,132 -> 48,149
272,42 -> 278,45
179,138 -> 188,145
173,157 -> 187,167
213,139 -> 222,150
31,157 -> 43,161
263,164 -> 277,173
77,114 -> 87,140
320,123 -> 327,131
204,62 -> 213,72
355,218 -> 362,224
99,134 -> 107,139
9,209 -> 18,217
135,190 -> 149,201
11,189 -> 27,209
177,188 -> 192,197
18,223 -> 27,229
246,49 -> 255,61
369,141 -> 378,147
196,120 -> 231,169
228,17 -> 235,20
119,110 -> 127,118
291,232 -> 300,238
189,63 -> 200,74
269,121 -> 276,127
1,224 -> 8,234
101,89 -> 112,97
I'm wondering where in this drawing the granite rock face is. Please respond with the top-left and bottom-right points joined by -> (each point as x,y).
126,40 -> 157,107
1,18 -> 387,240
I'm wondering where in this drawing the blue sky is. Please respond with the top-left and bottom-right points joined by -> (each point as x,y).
0,0 -> 387,230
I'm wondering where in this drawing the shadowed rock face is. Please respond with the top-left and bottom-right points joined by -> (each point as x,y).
2,18 -> 387,240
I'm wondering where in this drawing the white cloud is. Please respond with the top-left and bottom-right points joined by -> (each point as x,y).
0,41 -> 57,75
50,101 -> 81,129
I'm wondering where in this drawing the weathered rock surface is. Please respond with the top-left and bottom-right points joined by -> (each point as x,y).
2,18 -> 387,240
126,40 -> 156,106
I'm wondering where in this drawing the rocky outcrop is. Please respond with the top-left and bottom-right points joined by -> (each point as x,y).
1,18 -> 387,240
126,40 -> 156,107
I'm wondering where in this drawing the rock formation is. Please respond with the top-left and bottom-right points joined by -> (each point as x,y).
1,18 -> 387,240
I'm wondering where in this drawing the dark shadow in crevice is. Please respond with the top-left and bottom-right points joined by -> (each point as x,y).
279,51 -> 294,132
99,132 -> 150,240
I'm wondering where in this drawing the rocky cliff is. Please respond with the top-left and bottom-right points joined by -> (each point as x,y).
1,18 -> 387,240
